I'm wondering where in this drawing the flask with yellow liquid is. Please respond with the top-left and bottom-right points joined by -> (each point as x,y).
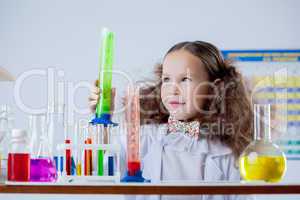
239,104 -> 286,183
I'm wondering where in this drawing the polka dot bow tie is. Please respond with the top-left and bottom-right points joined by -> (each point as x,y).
167,115 -> 201,140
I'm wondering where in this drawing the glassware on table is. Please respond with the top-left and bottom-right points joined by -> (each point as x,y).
121,86 -> 147,182
0,105 -> 13,180
47,102 -> 65,176
239,104 -> 286,183
29,113 -> 57,182
7,129 -> 30,182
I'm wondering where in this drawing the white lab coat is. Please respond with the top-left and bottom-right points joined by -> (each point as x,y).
112,123 -> 252,200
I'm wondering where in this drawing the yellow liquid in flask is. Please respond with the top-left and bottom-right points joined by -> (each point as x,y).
239,155 -> 286,183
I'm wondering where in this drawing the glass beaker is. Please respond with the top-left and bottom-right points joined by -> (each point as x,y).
29,113 -> 57,182
239,104 -> 286,183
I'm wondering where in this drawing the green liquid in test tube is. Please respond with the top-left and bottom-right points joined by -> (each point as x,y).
97,149 -> 104,176
96,28 -> 115,118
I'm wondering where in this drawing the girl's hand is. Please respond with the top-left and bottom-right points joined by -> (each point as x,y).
88,80 -> 116,113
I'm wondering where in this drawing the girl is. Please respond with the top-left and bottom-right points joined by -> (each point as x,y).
89,41 -> 253,200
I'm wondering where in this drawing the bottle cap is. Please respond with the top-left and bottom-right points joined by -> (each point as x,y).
11,129 -> 27,139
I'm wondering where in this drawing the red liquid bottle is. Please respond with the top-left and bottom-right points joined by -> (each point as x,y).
7,129 -> 30,182
8,153 -> 30,181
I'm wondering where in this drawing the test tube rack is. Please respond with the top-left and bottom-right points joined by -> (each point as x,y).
56,143 -> 121,184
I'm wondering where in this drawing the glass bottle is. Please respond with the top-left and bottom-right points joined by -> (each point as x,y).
239,104 -> 287,183
7,129 -> 30,182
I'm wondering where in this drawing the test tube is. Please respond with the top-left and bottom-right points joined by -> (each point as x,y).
125,86 -> 141,176
85,140 -> 93,176
71,157 -> 76,175
64,123 -> 73,176
106,125 -> 114,176
84,126 -> 93,176
95,124 -> 104,176
95,28 -> 114,118
48,102 -> 65,176
75,121 -> 84,176
58,151 -> 64,176
80,128 -> 89,176
65,139 -> 71,176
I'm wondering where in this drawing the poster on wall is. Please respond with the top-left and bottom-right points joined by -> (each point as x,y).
222,50 -> 300,160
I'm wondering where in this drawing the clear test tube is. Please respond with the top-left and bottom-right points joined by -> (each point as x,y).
75,120 -> 85,176
47,102 -> 65,176
125,86 -> 141,176
68,123 -> 77,176
80,127 -> 88,177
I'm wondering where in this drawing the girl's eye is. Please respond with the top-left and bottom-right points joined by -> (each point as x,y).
162,77 -> 170,82
182,77 -> 191,82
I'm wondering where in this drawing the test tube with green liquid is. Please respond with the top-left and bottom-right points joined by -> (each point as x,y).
96,124 -> 104,176
95,28 -> 114,118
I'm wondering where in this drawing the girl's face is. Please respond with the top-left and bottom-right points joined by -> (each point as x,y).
161,49 -> 211,121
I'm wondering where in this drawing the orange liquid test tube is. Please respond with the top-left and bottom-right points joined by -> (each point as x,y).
84,138 -> 93,176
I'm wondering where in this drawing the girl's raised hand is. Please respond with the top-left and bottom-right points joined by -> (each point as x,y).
88,80 -> 116,113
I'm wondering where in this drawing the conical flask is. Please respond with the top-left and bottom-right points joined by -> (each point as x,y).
29,114 -> 57,182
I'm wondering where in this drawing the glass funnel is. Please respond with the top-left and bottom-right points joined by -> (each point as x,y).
239,104 -> 286,183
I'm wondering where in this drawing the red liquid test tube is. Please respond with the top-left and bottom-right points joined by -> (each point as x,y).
65,139 -> 71,176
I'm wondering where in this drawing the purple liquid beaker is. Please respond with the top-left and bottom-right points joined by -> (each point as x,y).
30,158 -> 57,182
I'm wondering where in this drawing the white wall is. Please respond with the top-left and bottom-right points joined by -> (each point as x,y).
1,0 -> 300,127
1,0 -> 300,199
